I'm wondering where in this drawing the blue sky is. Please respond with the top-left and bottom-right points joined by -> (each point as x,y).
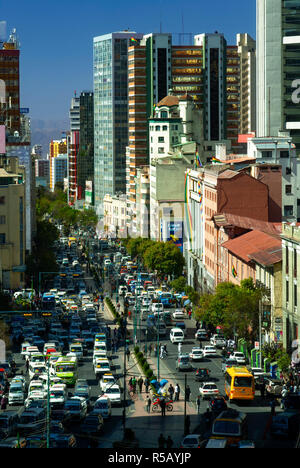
1,0 -> 256,123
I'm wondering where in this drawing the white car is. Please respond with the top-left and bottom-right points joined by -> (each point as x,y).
230,352 -> 246,364
152,303 -> 164,314
202,345 -> 217,357
180,434 -> 202,449
99,373 -> 116,392
189,348 -> 204,361
102,384 -> 121,405
199,382 -> 220,399
172,309 -> 185,320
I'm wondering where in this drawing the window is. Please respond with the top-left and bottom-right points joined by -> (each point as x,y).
286,280 -> 289,303
261,151 -> 272,158
155,126 -> 161,131
286,167 -> 292,175
295,284 -> 298,308
280,151 -> 289,158
0,197 -> 5,205
162,125 -> 168,131
0,233 -> 5,244
160,111 -> 168,119
284,205 -> 294,217
158,136 -> 164,143
0,215 -> 5,224
158,147 -> 164,154
286,185 -> 292,194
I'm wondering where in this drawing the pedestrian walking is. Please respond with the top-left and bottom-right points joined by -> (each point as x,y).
132,376 -> 137,393
196,395 -> 201,414
138,377 -> 144,393
144,378 -> 150,394
25,358 -> 29,374
126,348 -> 130,363
178,342 -> 182,356
166,436 -> 173,449
185,385 -> 191,402
160,398 -> 166,417
148,344 -> 152,357
174,383 -> 180,401
146,395 -> 152,413
158,433 -> 166,449
1,394 -> 7,410
168,384 -> 174,401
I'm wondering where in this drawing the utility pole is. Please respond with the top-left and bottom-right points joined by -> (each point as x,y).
259,299 -> 262,368
122,321 -> 128,437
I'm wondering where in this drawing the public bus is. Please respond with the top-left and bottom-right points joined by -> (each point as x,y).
68,237 -> 77,248
42,293 -> 56,311
158,292 -> 174,308
210,409 -> 248,446
54,356 -> 78,387
224,367 -> 255,402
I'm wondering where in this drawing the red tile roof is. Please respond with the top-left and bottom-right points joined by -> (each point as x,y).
157,96 -> 179,107
213,213 -> 282,236
222,230 -> 281,264
249,246 -> 282,266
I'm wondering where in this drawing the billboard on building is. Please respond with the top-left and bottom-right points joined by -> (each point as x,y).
161,219 -> 184,252
85,180 -> 93,205
0,125 -> 5,154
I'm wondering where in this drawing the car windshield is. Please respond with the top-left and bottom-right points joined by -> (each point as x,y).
180,357 -> 189,363
213,421 -> 240,435
106,388 -> 119,394
56,365 -> 75,372
184,437 -> 198,445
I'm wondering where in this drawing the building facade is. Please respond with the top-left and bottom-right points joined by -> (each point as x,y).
78,91 -> 94,202
257,0 -> 300,153
93,31 -> 143,215
281,222 -> 300,352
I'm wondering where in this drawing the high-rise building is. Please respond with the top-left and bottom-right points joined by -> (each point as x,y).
126,32 -> 255,231
0,28 -> 20,135
257,0 -> 300,151
50,154 -> 68,192
68,96 -> 80,204
126,33 -> 172,228
237,33 -> 256,135
93,31 -> 143,215
78,91 -> 94,201
49,138 -> 67,190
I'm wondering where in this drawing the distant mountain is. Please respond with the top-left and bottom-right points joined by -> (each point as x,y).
31,119 -> 69,155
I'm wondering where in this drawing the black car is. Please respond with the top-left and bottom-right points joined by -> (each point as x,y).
80,413 -> 104,435
195,368 -> 211,382
280,393 -> 300,411
209,397 -> 228,416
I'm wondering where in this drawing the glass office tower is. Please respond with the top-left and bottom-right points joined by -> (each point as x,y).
93,31 -> 143,216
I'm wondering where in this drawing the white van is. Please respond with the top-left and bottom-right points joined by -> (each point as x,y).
170,328 -> 184,344
49,384 -> 68,409
93,396 -> 112,419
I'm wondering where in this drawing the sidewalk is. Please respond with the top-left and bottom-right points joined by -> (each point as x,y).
100,298 -> 204,448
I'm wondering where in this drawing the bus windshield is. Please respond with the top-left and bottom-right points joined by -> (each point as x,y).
56,364 -> 75,373
234,377 -> 253,387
